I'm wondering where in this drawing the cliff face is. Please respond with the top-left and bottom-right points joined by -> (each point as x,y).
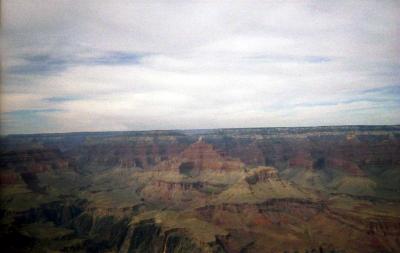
180,140 -> 226,171
196,198 -> 400,253
3,126 -> 398,176
119,219 -> 218,253
0,148 -> 69,173
140,180 -> 207,205
0,148 -> 70,189
153,139 -> 244,173
245,166 -> 278,184
138,140 -> 246,206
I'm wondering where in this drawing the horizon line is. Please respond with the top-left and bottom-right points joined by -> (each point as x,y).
2,124 -> 400,137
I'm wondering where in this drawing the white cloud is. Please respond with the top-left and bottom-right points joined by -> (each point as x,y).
1,0 -> 399,134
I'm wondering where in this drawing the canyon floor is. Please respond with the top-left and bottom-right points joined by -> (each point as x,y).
1,126 -> 400,253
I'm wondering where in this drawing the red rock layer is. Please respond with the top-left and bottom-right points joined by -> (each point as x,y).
0,171 -> 19,185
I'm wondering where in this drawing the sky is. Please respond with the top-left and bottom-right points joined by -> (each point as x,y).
1,0 -> 399,135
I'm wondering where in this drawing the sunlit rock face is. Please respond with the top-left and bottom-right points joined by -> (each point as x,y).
178,139 -> 244,172
152,138 -> 244,175
138,140 -> 247,207
245,166 -> 278,184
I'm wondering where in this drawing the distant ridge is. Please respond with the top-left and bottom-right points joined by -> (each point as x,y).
3,124 -> 400,137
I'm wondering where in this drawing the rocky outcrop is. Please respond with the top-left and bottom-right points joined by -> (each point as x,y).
178,139 -> 244,172
326,158 -> 364,176
84,215 -> 130,252
139,180 -> 208,206
67,139 -> 188,171
0,148 -> 69,173
138,140 -> 246,205
197,198 -> 326,223
12,200 -> 87,226
153,180 -> 204,192
245,166 -> 278,184
120,219 -> 212,253
325,207 -> 400,236
289,151 -> 314,169
155,139 -> 244,174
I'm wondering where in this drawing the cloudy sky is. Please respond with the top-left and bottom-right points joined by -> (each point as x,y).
1,0 -> 399,134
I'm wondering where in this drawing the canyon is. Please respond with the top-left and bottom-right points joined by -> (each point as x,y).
1,125 -> 400,252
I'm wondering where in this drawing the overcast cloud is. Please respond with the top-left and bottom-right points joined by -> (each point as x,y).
1,0 -> 399,134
